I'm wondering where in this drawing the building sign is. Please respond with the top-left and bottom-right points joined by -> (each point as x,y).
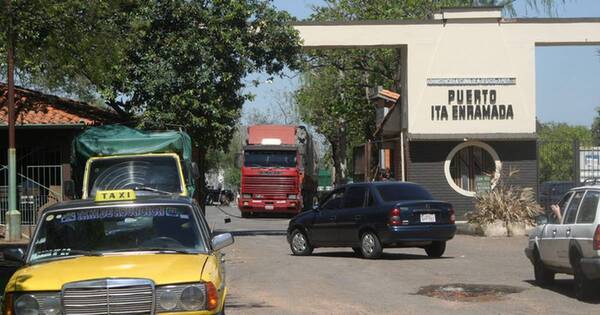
475,175 -> 492,194
427,77 -> 516,86
431,88 -> 514,121
580,147 -> 600,181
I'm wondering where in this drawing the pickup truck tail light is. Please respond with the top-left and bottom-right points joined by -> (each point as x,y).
449,207 -> 456,224
593,225 -> 600,250
389,208 -> 401,226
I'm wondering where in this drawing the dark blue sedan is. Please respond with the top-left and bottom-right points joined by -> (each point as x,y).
287,182 -> 456,259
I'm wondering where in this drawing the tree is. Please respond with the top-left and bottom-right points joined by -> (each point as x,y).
591,107 -> 600,145
538,122 -> 591,182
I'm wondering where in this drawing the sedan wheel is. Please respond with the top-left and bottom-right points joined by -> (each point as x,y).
574,260 -> 594,301
360,231 -> 382,259
290,229 -> 313,256
533,249 -> 554,286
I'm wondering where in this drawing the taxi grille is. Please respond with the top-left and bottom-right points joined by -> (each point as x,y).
62,279 -> 154,315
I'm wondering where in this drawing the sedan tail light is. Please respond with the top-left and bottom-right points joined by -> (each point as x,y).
449,207 -> 456,224
389,208 -> 401,226
593,225 -> 600,250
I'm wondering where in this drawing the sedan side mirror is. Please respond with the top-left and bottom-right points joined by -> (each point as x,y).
211,233 -> 234,251
3,248 -> 25,264
535,214 -> 548,226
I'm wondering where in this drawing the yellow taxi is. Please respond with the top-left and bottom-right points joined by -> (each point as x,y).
2,190 -> 233,315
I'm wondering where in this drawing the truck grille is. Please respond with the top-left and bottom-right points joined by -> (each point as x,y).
244,176 -> 297,198
62,279 -> 154,315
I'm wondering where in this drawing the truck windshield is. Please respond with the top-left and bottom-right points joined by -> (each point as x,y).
88,156 -> 182,196
29,206 -> 206,263
244,150 -> 297,168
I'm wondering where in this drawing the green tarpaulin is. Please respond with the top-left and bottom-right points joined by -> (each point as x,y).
71,125 -> 195,197
72,125 -> 192,164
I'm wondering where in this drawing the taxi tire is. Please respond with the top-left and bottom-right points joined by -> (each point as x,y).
533,249 -> 554,286
290,229 -> 313,256
425,241 -> 446,258
360,231 -> 382,259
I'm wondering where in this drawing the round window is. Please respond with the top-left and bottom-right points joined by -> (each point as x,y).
444,141 -> 501,197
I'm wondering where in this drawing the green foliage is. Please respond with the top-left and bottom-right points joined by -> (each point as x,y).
538,122 -> 592,182
591,107 -> 600,145
2,0 -> 301,153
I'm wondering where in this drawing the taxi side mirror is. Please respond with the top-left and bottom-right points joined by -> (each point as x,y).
3,248 -> 25,263
211,233 -> 234,251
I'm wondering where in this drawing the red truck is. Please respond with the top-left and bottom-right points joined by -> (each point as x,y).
238,125 -> 317,217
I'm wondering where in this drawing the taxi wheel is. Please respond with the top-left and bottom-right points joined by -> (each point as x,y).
533,249 -> 554,286
290,229 -> 313,256
360,231 -> 382,259
425,241 -> 446,258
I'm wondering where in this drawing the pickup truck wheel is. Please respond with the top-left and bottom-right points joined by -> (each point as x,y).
290,229 -> 313,256
533,249 -> 554,286
425,241 -> 446,258
574,259 -> 594,301
360,231 -> 382,259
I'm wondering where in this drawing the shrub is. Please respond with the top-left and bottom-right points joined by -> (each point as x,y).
467,185 -> 543,226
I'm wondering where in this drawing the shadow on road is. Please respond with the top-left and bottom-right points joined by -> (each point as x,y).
524,279 -> 600,304
226,295 -> 273,310
310,251 -> 453,260
215,229 -> 287,237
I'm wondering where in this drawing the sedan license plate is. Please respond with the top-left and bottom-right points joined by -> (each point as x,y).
420,213 -> 436,223
265,204 -> 274,210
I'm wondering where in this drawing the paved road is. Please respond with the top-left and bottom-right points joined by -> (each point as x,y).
206,206 -> 600,315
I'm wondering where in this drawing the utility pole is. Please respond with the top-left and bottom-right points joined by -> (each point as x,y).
5,0 -> 20,241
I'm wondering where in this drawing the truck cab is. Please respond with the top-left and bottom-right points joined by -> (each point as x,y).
238,125 -> 317,217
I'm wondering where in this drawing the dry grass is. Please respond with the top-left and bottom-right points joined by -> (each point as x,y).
467,185 -> 543,226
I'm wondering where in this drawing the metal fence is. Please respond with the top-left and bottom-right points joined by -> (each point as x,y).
0,145 -> 64,226
537,139 -> 600,212
0,165 -> 63,225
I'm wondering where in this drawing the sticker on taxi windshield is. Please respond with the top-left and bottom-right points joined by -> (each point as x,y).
95,189 -> 136,202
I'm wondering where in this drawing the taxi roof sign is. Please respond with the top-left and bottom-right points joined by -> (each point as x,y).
95,189 -> 136,202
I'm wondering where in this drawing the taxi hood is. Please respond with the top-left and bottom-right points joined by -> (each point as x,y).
6,254 -> 209,292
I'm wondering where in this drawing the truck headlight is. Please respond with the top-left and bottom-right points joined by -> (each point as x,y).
13,292 -> 61,315
288,194 -> 297,200
156,283 -> 216,312
242,194 -> 252,199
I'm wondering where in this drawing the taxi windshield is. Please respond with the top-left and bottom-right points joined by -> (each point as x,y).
88,156 -> 182,196
30,206 -> 206,263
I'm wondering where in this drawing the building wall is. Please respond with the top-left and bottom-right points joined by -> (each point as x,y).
407,140 -> 537,219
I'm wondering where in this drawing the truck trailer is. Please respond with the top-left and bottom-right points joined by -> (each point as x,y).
238,125 -> 317,216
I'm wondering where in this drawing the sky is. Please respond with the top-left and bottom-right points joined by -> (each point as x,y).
243,0 -> 600,127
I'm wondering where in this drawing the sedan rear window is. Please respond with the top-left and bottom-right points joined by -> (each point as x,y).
376,184 -> 433,202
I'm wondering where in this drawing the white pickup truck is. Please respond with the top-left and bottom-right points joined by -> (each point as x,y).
525,185 -> 600,300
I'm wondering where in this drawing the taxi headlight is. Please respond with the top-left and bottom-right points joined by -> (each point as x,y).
14,292 -> 61,315
15,294 -> 39,315
180,285 -> 205,311
156,283 -> 208,312
158,288 -> 179,310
